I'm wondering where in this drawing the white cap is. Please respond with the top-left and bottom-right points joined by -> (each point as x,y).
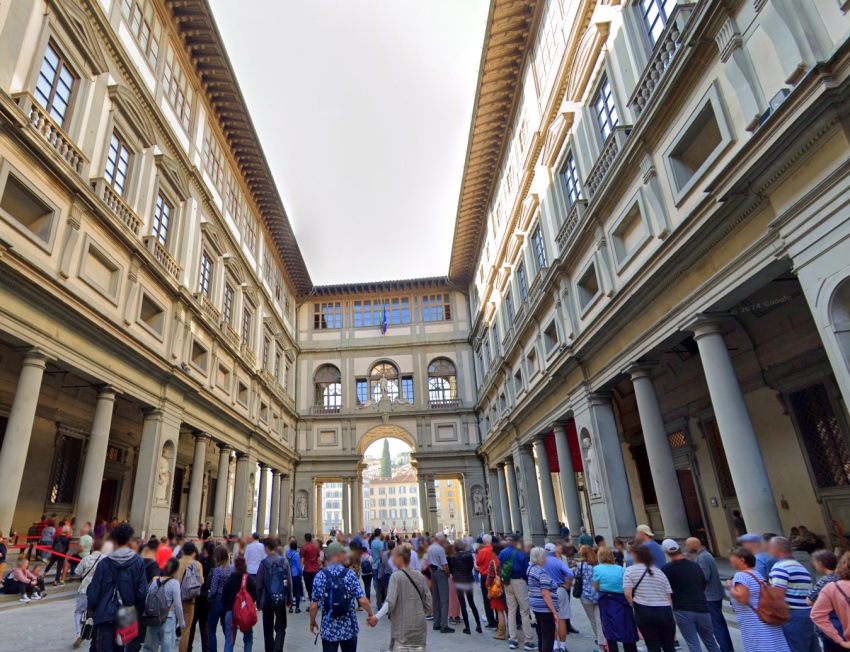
544,543 -> 557,552
661,538 -> 680,553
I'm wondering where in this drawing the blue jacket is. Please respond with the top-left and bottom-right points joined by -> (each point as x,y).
86,548 -> 148,625
498,547 -> 529,580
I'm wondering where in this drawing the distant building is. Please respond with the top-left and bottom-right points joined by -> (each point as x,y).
368,469 -> 421,534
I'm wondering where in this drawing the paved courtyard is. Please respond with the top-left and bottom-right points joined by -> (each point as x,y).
0,586 -> 745,652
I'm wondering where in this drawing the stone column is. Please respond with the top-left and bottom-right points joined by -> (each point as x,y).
533,436 -> 560,541
427,476 -> 438,534
185,433 -> 209,538
418,475 -> 429,532
213,445 -> 232,536
552,423 -> 583,538
342,478 -> 351,533
518,445 -> 546,544
627,365 -> 690,539
0,349 -> 50,535
689,316 -> 783,535
352,475 -> 363,533
280,473 -> 291,537
504,460 -> 521,533
497,463 -> 512,534
256,464 -> 269,535
315,481 -> 324,538
269,470 -> 281,536
75,386 -> 118,535
231,453 -> 250,537
489,468 -> 505,533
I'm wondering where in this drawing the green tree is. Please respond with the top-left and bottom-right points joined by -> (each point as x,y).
380,439 -> 392,478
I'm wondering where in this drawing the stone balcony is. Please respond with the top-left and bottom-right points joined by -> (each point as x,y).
222,322 -> 240,347
311,405 -> 341,415
430,398 -> 462,409
585,126 -> 631,199
528,267 -> 547,300
143,236 -> 181,281
195,292 -> 221,322
556,200 -> 588,254
92,177 -> 143,236
14,92 -> 88,177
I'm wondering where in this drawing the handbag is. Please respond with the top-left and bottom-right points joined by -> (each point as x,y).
572,562 -> 585,599
80,617 -> 95,641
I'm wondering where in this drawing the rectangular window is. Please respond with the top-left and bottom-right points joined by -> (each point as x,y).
422,294 -> 452,322
492,323 -> 501,357
504,291 -> 515,325
561,152 -> 581,207
262,337 -> 270,370
242,214 -> 257,253
226,176 -> 242,224
387,297 -> 411,324
198,251 -> 213,296
104,132 -> 132,197
401,376 -> 414,402
202,126 -> 225,190
314,302 -> 342,329
274,349 -> 281,381
223,283 -> 234,324
241,308 -> 252,347
163,45 -> 193,131
531,226 -> 547,270
594,76 -> 619,142
483,332 -> 492,368
151,193 -> 172,247
353,299 -> 382,327
640,0 -> 678,46
120,0 -> 163,69
35,42 -> 76,127
517,262 -> 528,302
49,434 -> 83,504
356,379 -> 369,404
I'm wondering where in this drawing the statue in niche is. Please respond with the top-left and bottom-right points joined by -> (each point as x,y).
583,436 -> 602,498
516,465 -> 525,511
378,371 -> 390,400
473,487 -> 484,516
295,491 -> 308,520
156,453 -> 171,503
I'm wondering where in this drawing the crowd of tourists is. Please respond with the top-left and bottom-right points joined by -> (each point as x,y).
7,516 -> 850,652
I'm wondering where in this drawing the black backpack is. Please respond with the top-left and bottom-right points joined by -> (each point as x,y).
262,559 -> 287,607
322,569 -> 352,619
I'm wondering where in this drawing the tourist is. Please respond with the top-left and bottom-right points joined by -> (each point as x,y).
594,545 -> 639,652
370,529 -> 385,599
807,550 -> 840,651
797,526 -> 823,554
543,542 -> 575,650
142,557 -> 185,652
221,555 -> 256,652
286,540 -> 304,613
157,536 -> 174,569
256,537 -> 293,652
186,540 -> 215,652
309,541 -> 376,652
44,523 -> 71,586
612,539 -> 626,566
40,517 -> 55,562
487,539 -> 509,640
77,522 -> 94,563
10,557 -> 44,603
302,533 -> 320,601
206,545 -> 232,652
0,530 -> 6,585
739,533 -> 778,578
661,538 -> 719,652
372,543 -> 432,651
427,533 -> 453,633
576,545 -> 605,652
448,539 -> 482,634
687,537 -> 733,652
175,541 -> 204,652
624,543 -> 675,652
500,534 -> 535,650
768,536 -> 819,652
529,547 -> 560,652
377,539 -> 395,608
579,527 -> 594,547
86,522 -> 148,651
73,538 -> 107,647
476,534 -> 499,629
244,532 -> 266,577
811,551 -> 850,652
142,539 -> 163,582
635,525 -> 667,568
358,543 -> 373,606
732,511 -> 747,539
727,547 -> 790,652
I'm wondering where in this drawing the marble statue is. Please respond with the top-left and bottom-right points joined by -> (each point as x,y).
156,453 -> 170,503
583,436 -> 602,498
473,488 -> 484,516
295,491 -> 308,520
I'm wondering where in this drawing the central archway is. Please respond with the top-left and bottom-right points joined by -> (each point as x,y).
357,423 -> 416,456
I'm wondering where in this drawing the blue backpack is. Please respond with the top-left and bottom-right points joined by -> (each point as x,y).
360,557 -> 373,576
322,568 -> 352,619
262,559 -> 287,607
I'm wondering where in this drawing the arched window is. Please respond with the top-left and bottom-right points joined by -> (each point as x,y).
428,358 -> 457,404
314,365 -> 342,409
370,362 -> 399,402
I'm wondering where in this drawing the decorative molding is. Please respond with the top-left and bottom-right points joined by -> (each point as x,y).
715,17 -> 742,63
566,21 -> 611,102
200,221 -> 228,256
107,84 -> 157,148
154,153 -> 191,201
48,0 -> 109,74
541,112 -> 575,168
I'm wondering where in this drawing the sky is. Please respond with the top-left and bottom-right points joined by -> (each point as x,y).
208,1 -> 490,285
363,437 -> 412,458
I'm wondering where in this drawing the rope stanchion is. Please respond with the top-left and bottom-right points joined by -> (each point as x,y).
6,544 -> 81,563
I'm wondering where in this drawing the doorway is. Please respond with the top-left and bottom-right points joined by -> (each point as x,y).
97,477 -> 119,522
677,468 -> 708,545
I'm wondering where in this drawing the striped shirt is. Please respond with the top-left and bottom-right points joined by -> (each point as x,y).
769,559 -> 812,609
528,565 -> 559,613
623,564 -> 672,607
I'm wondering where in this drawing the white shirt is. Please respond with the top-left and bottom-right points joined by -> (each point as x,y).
409,551 -> 421,572
244,540 -> 267,575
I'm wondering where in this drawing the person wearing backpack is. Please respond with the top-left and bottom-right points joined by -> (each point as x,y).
256,538 -> 293,652
359,543 -> 373,606
309,541 -> 376,652
220,555 -> 257,652
173,541 -> 204,652
499,535 -> 535,649
206,545 -> 232,652
186,540 -> 215,652
728,547 -> 791,652
287,540 -> 304,613
142,558 -> 185,652
86,523 -> 148,652
73,538 -> 108,647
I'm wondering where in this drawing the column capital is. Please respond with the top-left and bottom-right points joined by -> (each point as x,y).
94,384 -> 121,400
681,312 -> 730,339
624,362 -> 656,380
15,346 -> 54,365
258,462 -> 269,470
532,434 -> 548,445
218,443 -> 234,454
234,451 -> 248,460
550,422 -> 567,435
588,391 -> 613,407
192,431 -> 211,443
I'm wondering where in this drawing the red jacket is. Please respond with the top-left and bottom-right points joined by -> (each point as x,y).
301,542 -> 319,573
475,545 -> 496,574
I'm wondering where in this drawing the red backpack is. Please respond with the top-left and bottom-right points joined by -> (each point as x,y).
231,574 -> 258,633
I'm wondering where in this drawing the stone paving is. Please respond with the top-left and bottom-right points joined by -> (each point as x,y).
0,584 -> 745,652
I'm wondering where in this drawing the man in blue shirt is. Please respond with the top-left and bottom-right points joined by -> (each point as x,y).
738,532 -> 777,578
543,543 -> 575,650
635,525 -> 667,567
499,535 -> 536,650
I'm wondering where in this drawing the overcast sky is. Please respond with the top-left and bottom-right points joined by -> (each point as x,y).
208,1 -> 489,285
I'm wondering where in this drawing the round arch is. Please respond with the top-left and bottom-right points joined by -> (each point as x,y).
357,424 -> 416,456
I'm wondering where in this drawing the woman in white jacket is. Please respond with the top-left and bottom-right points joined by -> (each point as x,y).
73,539 -> 112,648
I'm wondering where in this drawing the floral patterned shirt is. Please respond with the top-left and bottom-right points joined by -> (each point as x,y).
311,563 -> 364,642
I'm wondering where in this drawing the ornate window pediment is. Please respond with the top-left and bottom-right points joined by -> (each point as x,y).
107,84 -> 156,148
154,152 -> 190,201
542,112 -> 575,168
48,0 -> 109,75
567,21 -> 612,102
200,221 -> 228,256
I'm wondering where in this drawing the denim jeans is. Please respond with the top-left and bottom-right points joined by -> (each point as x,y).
782,608 -> 820,652
633,603 -> 676,652
223,611 -> 253,652
673,610 -> 720,652
707,600 -> 734,652
322,637 -> 357,652
142,613 -> 176,652
208,596 -> 225,652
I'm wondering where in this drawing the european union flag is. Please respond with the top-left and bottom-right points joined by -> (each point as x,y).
381,305 -> 388,335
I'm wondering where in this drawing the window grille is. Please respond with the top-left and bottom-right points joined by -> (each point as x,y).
49,434 -> 83,504
789,383 -> 850,488
667,431 -> 687,449
703,420 -> 737,499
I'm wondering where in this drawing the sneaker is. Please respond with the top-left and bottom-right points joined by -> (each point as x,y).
463,628 -> 471,635
433,625 -> 442,631
31,593 -> 42,601
289,607 -> 293,613
20,596 -> 31,603
476,626 -> 483,634
295,608 -> 302,614
524,643 -> 539,651
73,636 -> 83,648
509,640 -> 519,649
426,615 -> 434,621
568,625 -> 579,634
58,581 -> 66,587
440,627 -> 456,634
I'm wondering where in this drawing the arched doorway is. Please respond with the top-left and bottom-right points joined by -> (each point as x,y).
360,431 -> 418,536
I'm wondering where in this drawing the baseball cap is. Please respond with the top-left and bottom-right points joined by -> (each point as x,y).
636,525 -> 654,537
326,541 -> 345,557
737,533 -> 762,544
544,543 -> 557,552
661,538 -> 680,553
